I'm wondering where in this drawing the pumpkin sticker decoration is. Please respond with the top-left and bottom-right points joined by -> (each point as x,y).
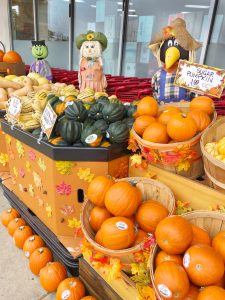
16,140 -> 25,158
0,153 -> 8,166
13,166 -> 18,178
55,161 -> 74,175
25,161 -> 31,172
59,205 -> 75,217
19,167 -> 25,178
45,203 -> 52,218
68,218 -> 81,229
28,184 -> 35,197
77,168 -> 95,183
38,158 -> 46,172
33,171 -> 43,190
28,149 -> 36,161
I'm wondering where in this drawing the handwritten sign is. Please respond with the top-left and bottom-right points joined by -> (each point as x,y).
174,60 -> 225,98
7,96 -> 22,123
40,103 -> 57,139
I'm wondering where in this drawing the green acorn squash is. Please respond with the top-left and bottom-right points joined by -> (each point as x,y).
81,125 -> 103,147
59,118 -> 82,144
126,105 -> 137,118
94,119 -> 108,136
88,103 -> 104,120
122,117 -> 135,129
83,118 -> 95,128
97,96 -> 109,105
106,121 -> 129,144
65,101 -> 87,122
49,137 -> 69,146
72,140 -> 84,147
32,127 -> 42,137
102,103 -> 125,123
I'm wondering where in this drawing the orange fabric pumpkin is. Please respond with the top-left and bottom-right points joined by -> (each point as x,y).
0,50 -> 5,62
142,122 -> 169,143
133,229 -> 148,245
197,286 -> 225,300
188,110 -> 211,132
23,235 -> 45,258
137,96 -> 158,117
80,297 -> 97,300
136,200 -> 169,233
158,106 -> 181,125
183,244 -> 224,286
154,261 -> 190,299
7,218 -> 26,236
182,284 -> 199,300
155,251 -> 183,267
167,113 -> 197,142
29,247 -> 53,275
212,231 -> 225,263
87,176 -> 114,207
1,208 -> 20,227
89,206 -> 112,232
56,278 -> 85,300
190,224 -> 211,246
3,51 -> 22,63
40,262 -> 67,292
133,115 -> 155,136
190,96 -> 214,115
100,217 -> 135,250
95,229 -> 103,246
13,225 -> 33,249
105,181 -> 141,217
155,215 -> 193,254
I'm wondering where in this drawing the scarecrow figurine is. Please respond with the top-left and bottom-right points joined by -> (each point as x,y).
149,18 -> 201,103
30,40 -> 53,81
76,30 -> 108,93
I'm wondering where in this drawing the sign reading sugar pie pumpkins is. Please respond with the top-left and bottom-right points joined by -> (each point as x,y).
174,60 -> 225,98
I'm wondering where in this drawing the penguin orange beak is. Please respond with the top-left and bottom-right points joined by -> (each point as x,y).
165,47 -> 180,70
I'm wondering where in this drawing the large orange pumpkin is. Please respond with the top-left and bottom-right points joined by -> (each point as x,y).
7,218 -> 26,236
158,106 -> 181,125
0,50 -> 5,62
182,284 -> 199,300
87,176 -> 114,207
183,244 -> 224,286
29,247 -> 53,275
133,115 -> 156,136
212,231 -> 225,263
214,274 -> 225,288
190,96 -> 214,115
154,261 -> 190,299
105,181 -> 141,217
190,224 -> 211,246
13,225 -> 33,249
100,217 -> 135,250
3,51 -> 22,63
56,277 -> 85,300
155,250 -> 183,267
155,215 -> 193,254
136,200 -> 169,233
23,235 -> 45,258
197,286 -> 225,300
1,208 -> 20,227
188,110 -> 211,132
40,262 -> 67,292
133,229 -> 148,245
167,113 -> 197,142
142,122 -> 169,143
89,206 -> 112,232
137,96 -> 158,117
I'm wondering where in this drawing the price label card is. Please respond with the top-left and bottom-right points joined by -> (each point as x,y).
174,60 -> 225,98
8,96 -> 22,122
40,103 -> 57,139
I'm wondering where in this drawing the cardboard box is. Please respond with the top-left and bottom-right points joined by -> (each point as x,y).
0,62 -> 25,76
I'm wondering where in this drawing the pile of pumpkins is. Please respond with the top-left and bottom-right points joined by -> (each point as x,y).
87,175 -> 170,250
0,207 -> 96,300
133,95 -> 214,143
152,215 -> 225,300
205,137 -> 225,164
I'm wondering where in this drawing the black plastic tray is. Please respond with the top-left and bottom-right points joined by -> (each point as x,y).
1,120 -> 128,161
0,110 -> 5,119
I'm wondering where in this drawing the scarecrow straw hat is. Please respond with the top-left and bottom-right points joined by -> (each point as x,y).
76,30 -> 108,51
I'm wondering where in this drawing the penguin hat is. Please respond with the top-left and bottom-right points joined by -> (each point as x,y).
149,18 -> 201,71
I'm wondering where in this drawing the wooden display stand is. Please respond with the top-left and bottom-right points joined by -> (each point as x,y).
0,114 -> 9,178
0,62 -> 25,76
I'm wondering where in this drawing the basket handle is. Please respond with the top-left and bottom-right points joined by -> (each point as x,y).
0,41 -> 6,53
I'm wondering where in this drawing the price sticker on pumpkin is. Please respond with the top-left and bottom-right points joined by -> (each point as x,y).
7,96 -> 22,123
40,102 -> 57,139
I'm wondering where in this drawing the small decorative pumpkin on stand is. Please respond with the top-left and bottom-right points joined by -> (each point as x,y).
76,30 -> 108,93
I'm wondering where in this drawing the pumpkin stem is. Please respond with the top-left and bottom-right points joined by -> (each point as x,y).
181,113 -> 187,118
129,180 -> 138,187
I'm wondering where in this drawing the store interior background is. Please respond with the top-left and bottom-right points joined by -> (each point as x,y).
1,0 -> 225,78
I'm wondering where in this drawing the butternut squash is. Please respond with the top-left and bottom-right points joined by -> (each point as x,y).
13,85 -> 33,97
0,80 -> 22,90
0,101 -> 8,110
7,88 -> 15,97
33,84 -> 52,91
0,88 -> 8,102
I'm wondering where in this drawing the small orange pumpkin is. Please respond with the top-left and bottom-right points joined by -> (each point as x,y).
89,206 -> 112,232
190,96 -> 214,115
0,50 -> 5,62
212,231 -> 225,263
40,262 -> 67,292
214,274 -> 225,288
133,115 -> 155,136
1,208 -> 20,227
133,229 -> 148,245
182,284 -> 199,300
158,106 -> 181,125
95,229 -> 103,246
7,218 -> 26,236
190,224 -> 211,246
197,286 -> 225,300
23,235 -> 45,258
142,122 -> 169,143
155,250 -> 183,267
13,225 -> 33,249
29,247 -> 53,275
80,297 -> 98,300
137,96 -> 158,117
56,277 -> 85,300
188,110 -> 211,132
3,51 -> 22,63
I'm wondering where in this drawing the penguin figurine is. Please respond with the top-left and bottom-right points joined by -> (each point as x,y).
149,18 -> 201,104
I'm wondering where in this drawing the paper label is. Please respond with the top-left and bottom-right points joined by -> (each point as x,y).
174,60 -> 225,98
8,96 -> 22,122
40,103 -> 57,139
65,101 -> 74,107
61,290 -> 71,299
116,221 -> 128,230
106,131 -> 110,138
183,253 -> 190,268
85,134 -> 97,144
157,284 -> 172,298
25,251 -> 30,258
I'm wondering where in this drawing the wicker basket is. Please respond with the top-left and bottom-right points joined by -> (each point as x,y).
81,177 -> 175,273
150,210 -> 225,300
201,117 -> 225,194
132,102 -> 217,179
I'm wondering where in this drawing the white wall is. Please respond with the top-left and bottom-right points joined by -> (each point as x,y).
0,0 -> 12,52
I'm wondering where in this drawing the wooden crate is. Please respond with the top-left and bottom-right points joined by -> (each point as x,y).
0,118 -> 9,175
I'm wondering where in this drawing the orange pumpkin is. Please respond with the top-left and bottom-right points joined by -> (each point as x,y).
0,50 -> 5,62
95,229 -> 103,246
167,113 -> 197,142
133,229 -> 148,245
197,286 -> 225,300
56,277 -> 85,300
3,51 -> 22,63
133,115 -> 155,136
87,176 -> 114,207
212,231 -> 225,263
155,215 -> 193,254
136,200 -> 169,233
29,247 -> 53,275
137,96 -> 158,117
13,225 -> 33,249
128,215 -> 136,224
190,224 -> 211,246
183,244 -> 224,286
158,106 -> 181,125
7,218 -> 26,236
100,217 -> 135,250
40,262 -> 67,292
23,235 -> 45,258
182,285 -> 199,300
1,208 -> 20,227
154,261 -> 190,299
190,96 -> 214,115
155,251 -> 183,267
80,297 -> 97,300
214,274 -> 225,288
105,181 -> 141,217
142,122 -> 169,143
188,110 -> 211,132
89,206 -> 112,232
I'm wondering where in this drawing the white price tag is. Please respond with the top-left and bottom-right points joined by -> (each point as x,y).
40,103 -> 57,139
8,96 -> 22,121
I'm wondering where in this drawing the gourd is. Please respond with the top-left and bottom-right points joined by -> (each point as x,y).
96,96 -> 109,105
29,247 -> 53,275
143,122 -> 169,143
126,105 -> 137,118
81,125 -> 102,147
190,96 -> 214,115
13,225 -> 33,249
23,235 -> 45,258
89,206 -> 112,232
158,106 -> 181,125
137,96 -> 158,117
65,101 -> 87,122
55,101 -> 66,116
133,115 -> 156,136
102,103 -> 125,123
1,208 -> 20,227
7,218 -> 26,236
88,103 -> 104,120
106,121 -> 129,144
40,262 -> 67,292
205,142 -> 218,156
122,117 -> 134,129
56,278 -> 85,300
188,110 -> 211,132
94,119 -> 108,136
59,118 -> 82,145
